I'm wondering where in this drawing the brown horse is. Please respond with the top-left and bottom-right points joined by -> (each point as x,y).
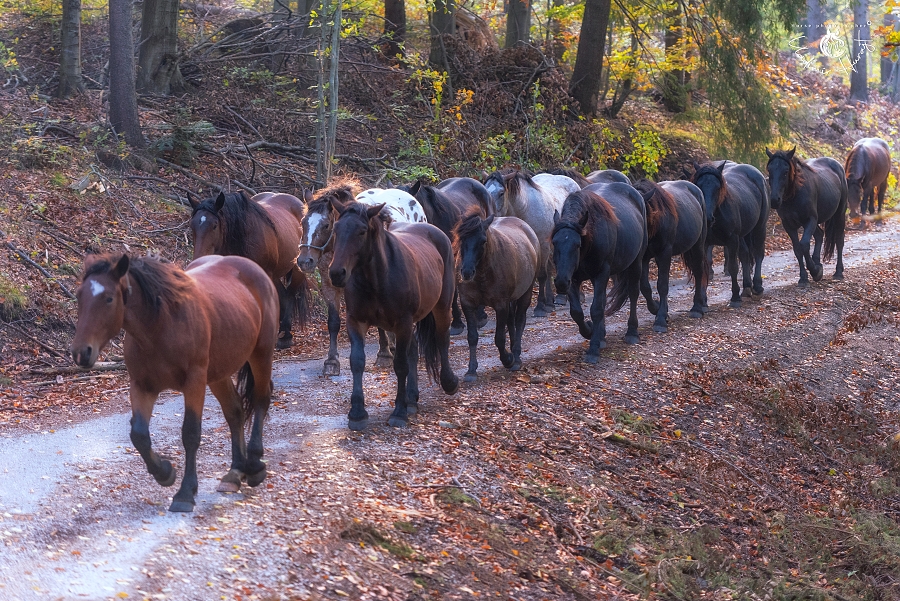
296,181 -> 397,375
844,137 -> 891,216
70,253 -> 278,512
453,211 -> 539,381
189,191 -> 309,349
328,198 -> 459,430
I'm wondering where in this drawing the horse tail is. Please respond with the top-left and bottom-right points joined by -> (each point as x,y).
416,312 -> 441,383
291,268 -> 311,329
236,362 -> 257,426
823,192 -> 847,264
605,275 -> 630,317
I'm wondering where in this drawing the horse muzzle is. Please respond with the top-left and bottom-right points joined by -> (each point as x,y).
460,269 -> 476,282
297,255 -> 317,273
554,277 -> 570,296
329,267 -> 348,288
70,344 -> 97,369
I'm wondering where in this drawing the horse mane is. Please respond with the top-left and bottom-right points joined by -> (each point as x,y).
692,162 -> 728,206
192,192 -> 276,256
84,254 -> 193,317
451,207 -> 486,255
423,186 -> 462,230
308,177 -> 363,214
769,151 -> 809,201
503,168 -> 537,199
553,190 -> 619,237
634,179 -> 679,238
843,146 -> 864,182
547,168 -> 590,187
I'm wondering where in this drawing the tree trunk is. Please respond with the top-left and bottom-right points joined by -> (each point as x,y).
805,0 -> 826,43
384,0 -> 406,57
57,0 -> 85,98
109,0 -> 145,148
546,0 -> 565,64
505,0 -> 530,48
569,0 -> 611,116
661,4 -> 688,112
428,0 -> 455,70
849,0 -> 868,102
882,12 -> 896,84
137,0 -> 183,94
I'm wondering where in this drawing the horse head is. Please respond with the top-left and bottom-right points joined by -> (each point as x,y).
483,171 -> 509,216
298,185 -> 356,272
453,212 -> 494,282
189,191 -> 227,259
551,195 -> 590,296
691,161 -> 727,226
70,253 -> 131,368
765,147 -> 796,210
328,199 -> 385,288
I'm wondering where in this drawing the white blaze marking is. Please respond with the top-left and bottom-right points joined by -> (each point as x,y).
200,215 -> 207,224
306,213 -> 323,245
89,280 -> 105,297
485,181 -> 502,194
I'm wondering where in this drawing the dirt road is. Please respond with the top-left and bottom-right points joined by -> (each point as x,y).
0,217 -> 898,601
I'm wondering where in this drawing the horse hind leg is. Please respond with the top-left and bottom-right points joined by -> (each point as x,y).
375,328 -> 395,368
683,245 -> 707,318
243,355 -> 273,487
275,279 -> 293,349
388,327 -> 413,428
877,181 -> 887,213
640,257 -> 660,315
208,378 -> 248,494
510,289 -> 532,371
169,380 -> 207,512
405,333 -> 420,415
450,289 -> 465,336
653,254 -> 672,333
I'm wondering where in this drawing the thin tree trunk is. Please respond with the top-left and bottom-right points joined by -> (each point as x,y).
109,0 -> 145,148
271,0 -> 292,72
428,0 -> 455,69
546,0 -> 564,63
505,0 -> 530,48
882,12 -> 896,84
661,4 -> 688,112
569,0 -> 611,116
805,0 -> 826,43
57,0 -> 85,98
384,0 -> 406,57
849,0 -> 868,102
137,0 -> 182,94
606,31 -> 636,117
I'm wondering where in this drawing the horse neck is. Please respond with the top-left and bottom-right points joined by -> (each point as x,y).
506,182 -> 533,215
357,226 -> 393,292
120,276 -> 166,345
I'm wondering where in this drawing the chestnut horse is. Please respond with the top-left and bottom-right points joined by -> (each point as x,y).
844,137 -> 891,216
328,198 -> 459,430
189,191 -> 309,349
297,181 -> 427,375
70,254 -> 278,512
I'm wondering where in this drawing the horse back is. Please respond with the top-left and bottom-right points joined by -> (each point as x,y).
437,177 -> 494,217
659,180 -> 706,252
585,183 -> 647,273
850,138 -> 891,184
533,173 -> 582,210
722,163 -> 769,232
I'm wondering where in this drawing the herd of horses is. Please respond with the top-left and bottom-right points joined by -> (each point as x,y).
67,137 -> 892,512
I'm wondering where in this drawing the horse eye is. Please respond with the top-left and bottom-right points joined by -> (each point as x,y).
106,296 -> 114,304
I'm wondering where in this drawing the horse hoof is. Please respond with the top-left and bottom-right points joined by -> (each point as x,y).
811,267 -> 824,282
688,310 -> 703,319
741,289 -> 752,298
442,373 -> 460,395
701,306 -> 710,314
652,324 -> 668,333
729,300 -> 742,309
245,467 -> 267,488
348,418 -> 369,431
833,272 -> 844,281
752,288 -> 764,297
388,416 -> 408,428
463,372 -> 478,383
554,294 -> 568,306
584,354 -> 600,364
624,335 -> 640,345
216,469 -> 244,493
797,280 -> 809,288
168,500 -> 195,513
510,360 -> 523,372
450,324 -> 465,336
276,336 -> 293,350
533,307 -> 548,318
323,360 -> 340,376
477,316 -> 489,329
406,402 -> 419,416
156,461 -> 177,487
500,354 -> 514,369
374,355 -> 393,368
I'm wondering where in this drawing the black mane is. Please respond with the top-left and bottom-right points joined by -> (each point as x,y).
192,192 -> 276,256
84,254 -> 192,316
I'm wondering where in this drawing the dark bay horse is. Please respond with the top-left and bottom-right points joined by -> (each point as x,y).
691,161 -> 769,307
453,211 -> 539,381
328,198 -> 459,430
546,168 -> 631,188
551,184 -> 648,363
70,254 -> 278,512
766,148 -> 847,284
400,177 -> 493,334
633,179 -> 708,332
844,137 -> 891,216
189,191 -> 308,349
297,181 -> 415,375
484,169 -> 580,315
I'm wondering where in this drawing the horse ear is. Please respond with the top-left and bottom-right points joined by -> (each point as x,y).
717,162 -> 726,174
214,191 -> 226,212
502,171 -> 517,183
187,192 -> 199,209
366,203 -> 386,220
301,188 -> 313,203
692,161 -> 701,172
553,209 -> 560,225
765,148 -> 773,159
640,188 -> 654,202
329,195 -> 349,214
481,170 -> 489,182
787,147 -> 796,160
110,254 -> 130,280
483,214 -> 495,228
410,180 -> 422,196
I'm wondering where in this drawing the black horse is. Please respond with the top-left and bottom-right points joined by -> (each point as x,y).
400,177 -> 492,334
551,184 -> 648,363
766,148 -> 847,285
691,161 -> 769,307
633,179 -> 708,332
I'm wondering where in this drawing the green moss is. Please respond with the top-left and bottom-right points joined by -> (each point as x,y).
0,274 -> 28,320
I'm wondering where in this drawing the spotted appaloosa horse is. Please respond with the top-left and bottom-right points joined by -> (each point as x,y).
70,253 -> 278,512
297,180 -> 427,375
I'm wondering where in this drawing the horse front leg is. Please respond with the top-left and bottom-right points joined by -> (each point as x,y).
738,238 -> 753,298
533,256 -> 551,317
640,256 -> 659,315
273,278 -> 293,349
806,219 -> 825,282
585,271 -> 611,363
169,380 -> 207,513
785,226 -> 808,287
877,181 -> 886,213
725,239 -> 742,307
388,326 -> 412,428
494,303 -> 513,369
375,328 -> 394,368
510,288 -> 532,371
346,319 -> 369,431
405,333 -> 420,415
568,280 -> 592,340
653,253 -> 672,333
322,284 -> 342,375
129,385 -> 176,488
462,302 -> 481,382
450,289 -> 465,336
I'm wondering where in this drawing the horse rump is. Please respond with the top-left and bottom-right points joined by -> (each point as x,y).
415,312 -> 441,384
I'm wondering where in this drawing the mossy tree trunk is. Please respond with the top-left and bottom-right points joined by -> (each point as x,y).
136,0 -> 183,94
